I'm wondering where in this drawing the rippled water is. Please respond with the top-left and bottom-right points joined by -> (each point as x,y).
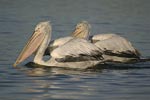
0,0 -> 150,100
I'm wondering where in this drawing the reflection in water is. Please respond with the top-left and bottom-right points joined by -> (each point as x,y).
14,63 -> 150,100
14,66 -> 102,100
27,68 -> 52,76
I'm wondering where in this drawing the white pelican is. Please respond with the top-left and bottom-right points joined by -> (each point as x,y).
14,21 -> 149,69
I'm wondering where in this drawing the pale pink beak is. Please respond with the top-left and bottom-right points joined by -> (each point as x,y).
13,29 -> 45,67
72,28 -> 82,37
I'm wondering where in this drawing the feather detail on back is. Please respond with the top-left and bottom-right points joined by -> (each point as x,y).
90,33 -> 117,43
51,38 -> 103,62
49,36 -> 74,47
93,34 -> 140,58
44,36 -> 74,55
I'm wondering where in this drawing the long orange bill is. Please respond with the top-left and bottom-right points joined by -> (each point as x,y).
13,30 -> 45,67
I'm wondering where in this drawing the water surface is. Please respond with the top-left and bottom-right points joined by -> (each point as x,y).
0,0 -> 150,100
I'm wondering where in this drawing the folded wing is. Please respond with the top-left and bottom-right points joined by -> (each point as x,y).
93,34 -> 140,58
51,38 -> 103,62
45,36 -> 74,55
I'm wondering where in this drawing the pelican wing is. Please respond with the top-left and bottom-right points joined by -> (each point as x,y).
45,36 -> 74,55
51,38 -> 103,62
94,34 -> 140,58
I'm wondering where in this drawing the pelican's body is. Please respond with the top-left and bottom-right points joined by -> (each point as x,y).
35,38 -> 104,69
14,21 -> 149,69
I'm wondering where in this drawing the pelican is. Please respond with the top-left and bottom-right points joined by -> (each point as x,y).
14,21 -> 149,69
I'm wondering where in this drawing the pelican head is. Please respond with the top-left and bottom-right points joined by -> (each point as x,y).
72,21 -> 91,39
14,21 -> 51,67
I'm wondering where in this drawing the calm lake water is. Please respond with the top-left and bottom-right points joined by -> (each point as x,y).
0,0 -> 150,100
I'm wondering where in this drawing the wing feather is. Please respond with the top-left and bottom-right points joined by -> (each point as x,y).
45,36 -> 74,55
51,38 -> 103,62
94,34 -> 140,58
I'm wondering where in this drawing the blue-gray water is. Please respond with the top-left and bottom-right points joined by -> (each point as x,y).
0,0 -> 150,100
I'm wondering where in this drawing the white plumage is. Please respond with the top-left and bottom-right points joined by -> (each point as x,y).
93,34 -> 139,56
51,38 -> 102,60
49,36 -> 73,48
91,33 -> 117,42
